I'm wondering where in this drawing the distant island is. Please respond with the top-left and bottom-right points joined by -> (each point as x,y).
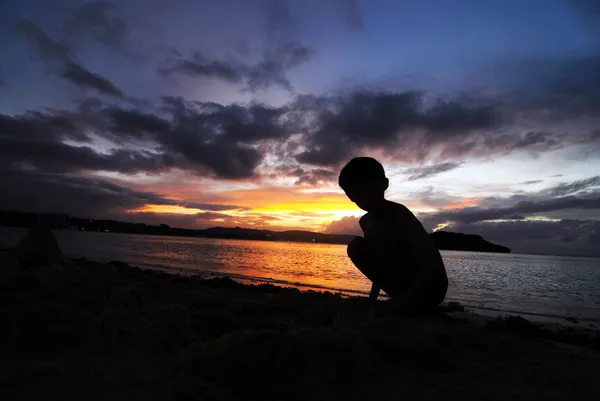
0,210 -> 510,253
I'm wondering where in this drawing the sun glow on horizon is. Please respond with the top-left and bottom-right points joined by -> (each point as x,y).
123,183 -> 494,232
443,198 -> 484,210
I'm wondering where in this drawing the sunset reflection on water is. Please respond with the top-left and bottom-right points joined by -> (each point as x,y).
222,240 -> 370,292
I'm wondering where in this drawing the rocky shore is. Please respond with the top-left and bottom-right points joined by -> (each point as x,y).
1,223 -> 599,400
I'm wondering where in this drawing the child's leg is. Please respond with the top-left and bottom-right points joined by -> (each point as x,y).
347,237 -> 387,294
347,237 -> 410,301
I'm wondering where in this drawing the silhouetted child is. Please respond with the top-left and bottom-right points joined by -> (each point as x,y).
339,157 -> 448,310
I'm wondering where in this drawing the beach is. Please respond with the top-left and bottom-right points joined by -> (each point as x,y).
1,247 -> 600,401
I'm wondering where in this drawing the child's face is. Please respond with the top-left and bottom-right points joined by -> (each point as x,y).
343,178 -> 388,212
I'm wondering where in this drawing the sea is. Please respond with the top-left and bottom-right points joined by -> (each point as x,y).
1,226 -> 599,323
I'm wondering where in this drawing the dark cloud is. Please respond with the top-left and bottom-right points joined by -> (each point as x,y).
0,95 -> 298,180
427,195 -> 600,226
404,162 -> 462,181
0,111 -> 86,143
6,87 -> 599,182
62,61 -> 124,97
14,21 -> 71,61
0,168 -> 245,218
520,180 -> 543,185
294,168 -> 337,186
0,136 -> 175,175
151,99 -> 292,178
107,107 -> 171,137
294,86 -> 600,167
14,20 -> 124,97
203,102 -> 294,143
547,176 -> 600,197
160,52 -> 242,83
411,177 -> 600,238
295,91 -> 501,166
195,211 -> 233,221
160,42 -> 315,93
176,202 -> 244,211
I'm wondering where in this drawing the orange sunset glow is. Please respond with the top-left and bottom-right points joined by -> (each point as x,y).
444,198 -> 484,210
126,186 -> 363,231
124,182 -> 488,233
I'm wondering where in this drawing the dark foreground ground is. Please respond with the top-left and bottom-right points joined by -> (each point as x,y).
1,250 -> 599,401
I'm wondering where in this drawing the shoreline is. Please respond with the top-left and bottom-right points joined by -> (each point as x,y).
135,261 -> 600,328
2,250 -> 600,400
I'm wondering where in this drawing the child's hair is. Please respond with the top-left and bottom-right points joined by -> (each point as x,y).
338,157 -> 386,190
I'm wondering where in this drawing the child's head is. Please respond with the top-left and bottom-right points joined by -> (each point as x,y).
339,157 -> 389,212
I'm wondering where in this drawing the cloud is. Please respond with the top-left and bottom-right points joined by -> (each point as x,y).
294,168 -> 337,186
121,209 -> 295,231
0,137 -> 172,174
404,162 -> 462,181
547,176 -> 600,197
6,86 -> 600,184
294,91 -> 499,166
62,61 -> 124,97
0,96 -> 298,180
153,99 -> 292,178
324,215 -> 361,236
160,42 -> 315,93
426,194 -> 600,225
14,21 -> 124,97
0,168 -> 245,219
520,180 -> 543,185
293,87 -> 600,168
410,177 -> 600,237
107,107 -> 171,137
0,111 -> 87,143
14,21 -> 71,61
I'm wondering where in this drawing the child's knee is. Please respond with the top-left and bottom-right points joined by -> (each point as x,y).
347,236 -> 368,261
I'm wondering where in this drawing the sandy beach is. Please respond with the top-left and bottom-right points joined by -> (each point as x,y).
1,248 -> 600,400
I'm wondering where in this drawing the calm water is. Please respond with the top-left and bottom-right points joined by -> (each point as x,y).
1,227 -> 599,321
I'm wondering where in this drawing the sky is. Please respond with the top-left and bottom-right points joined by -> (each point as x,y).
1,0 -> 600,256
